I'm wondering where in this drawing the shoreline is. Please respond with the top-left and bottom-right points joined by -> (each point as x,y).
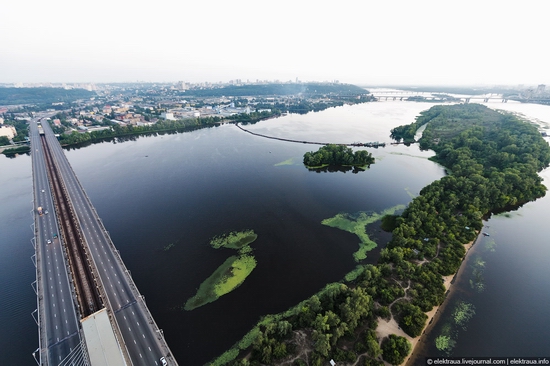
374,234 -> 479,366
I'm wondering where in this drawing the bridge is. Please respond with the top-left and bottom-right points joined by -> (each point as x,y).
30,118 -> 177,365
370,92 -> 508,103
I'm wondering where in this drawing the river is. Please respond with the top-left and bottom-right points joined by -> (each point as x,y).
0,97 -> 548,365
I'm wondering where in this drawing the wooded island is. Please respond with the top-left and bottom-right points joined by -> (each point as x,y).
303,144 -> 375,170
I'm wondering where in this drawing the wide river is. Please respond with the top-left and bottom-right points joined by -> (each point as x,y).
1,97 -> 549,365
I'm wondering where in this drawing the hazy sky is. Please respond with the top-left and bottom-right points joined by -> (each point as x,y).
1,0 -> 547,86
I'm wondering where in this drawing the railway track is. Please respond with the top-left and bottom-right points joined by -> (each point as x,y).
41,134 -> 103,318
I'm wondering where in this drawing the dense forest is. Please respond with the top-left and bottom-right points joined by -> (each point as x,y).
181,83 -> 369,98
303,145 -> 375,169
212,104 -> 550,366
0,87 -> 94,105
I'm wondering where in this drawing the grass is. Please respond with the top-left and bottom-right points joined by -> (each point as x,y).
322,205 -> 405,261
184,255 -> 257,311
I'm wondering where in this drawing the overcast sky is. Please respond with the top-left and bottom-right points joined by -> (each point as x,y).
1,0 -> 547,86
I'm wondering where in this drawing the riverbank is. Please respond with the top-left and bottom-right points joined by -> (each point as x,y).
374,235 -> 478,366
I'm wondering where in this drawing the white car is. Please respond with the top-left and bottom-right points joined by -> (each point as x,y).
47,239 -> 52,244
160,357 -> 168,366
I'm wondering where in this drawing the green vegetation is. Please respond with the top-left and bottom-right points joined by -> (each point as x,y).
381,214 -> 399,232
435,334 -> 455,352
185,230 -> 258,311
214,255 -> 257,297
433,300 -> 476,355
469,255 -> 486,293
2,145 -> 30,156
452,301 -> 476,330
211,104 -> 550,366
210,230 -> 258,250
381,334 -> 411,365
322,205 -> 405,261
0,87 -> 94,105
393,301 -> 427,337
56,110 -> 281,147
3,118 -> 30,142
181,83 -> 369,98
303,144 -> 375,170
0,136 -> 10,145
184,255 -> 257,311
390,106 -> 444,143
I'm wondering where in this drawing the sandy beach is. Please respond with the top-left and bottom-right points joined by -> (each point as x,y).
375,238 -> 477,365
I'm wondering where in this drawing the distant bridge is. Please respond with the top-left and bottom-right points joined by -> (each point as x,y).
370,93 -> 509,103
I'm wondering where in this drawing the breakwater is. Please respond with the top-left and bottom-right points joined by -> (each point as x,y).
235,123 -> 386,147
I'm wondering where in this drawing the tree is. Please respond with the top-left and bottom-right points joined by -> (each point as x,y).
303,144 -> 374,169
312,330 -> 331,357
381,334 -> 411,365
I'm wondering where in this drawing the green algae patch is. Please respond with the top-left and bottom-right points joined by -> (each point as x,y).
184,255 -> 257,311
214,255 -> 257,297
322,205 -> 405,261
185,230 -> 259,311
210,230 -> 257,250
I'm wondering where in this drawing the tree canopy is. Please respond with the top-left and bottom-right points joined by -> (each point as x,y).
303,144 -> 375,169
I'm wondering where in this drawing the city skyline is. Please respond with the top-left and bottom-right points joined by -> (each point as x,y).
2,0 -> 548,86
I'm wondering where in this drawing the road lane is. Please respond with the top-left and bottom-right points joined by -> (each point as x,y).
30,120 -> 82,365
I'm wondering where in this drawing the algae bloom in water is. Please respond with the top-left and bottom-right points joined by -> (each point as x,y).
322,205 -> 405,261
184,230 -> 258,311
210,230 -> 258,250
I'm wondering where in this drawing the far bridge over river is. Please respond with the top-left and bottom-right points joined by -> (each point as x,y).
370,92 -> 509,103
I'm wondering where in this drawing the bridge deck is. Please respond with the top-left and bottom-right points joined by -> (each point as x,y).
34,120 -> 178,365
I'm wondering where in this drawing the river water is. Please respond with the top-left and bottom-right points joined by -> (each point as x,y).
0,98 -> 548,365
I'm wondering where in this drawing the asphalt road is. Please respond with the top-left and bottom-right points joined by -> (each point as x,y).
40,121 -> 176,365
30,119 -> 82,365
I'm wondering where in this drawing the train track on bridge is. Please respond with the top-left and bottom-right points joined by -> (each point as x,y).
41,134 -> 103,318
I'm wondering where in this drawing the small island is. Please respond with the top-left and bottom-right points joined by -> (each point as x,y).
303,144 -> 375,171
184,230 -> 258,311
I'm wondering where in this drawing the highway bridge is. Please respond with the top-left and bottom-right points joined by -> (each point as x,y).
30,118 -> 177,365
370,91 -> 509,103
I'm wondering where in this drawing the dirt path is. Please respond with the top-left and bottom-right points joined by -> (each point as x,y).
375,239 -> 475,366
